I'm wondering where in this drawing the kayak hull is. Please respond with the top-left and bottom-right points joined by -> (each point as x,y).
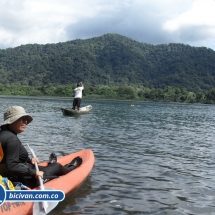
0,149 -> 95,215
61,105 -> 92,116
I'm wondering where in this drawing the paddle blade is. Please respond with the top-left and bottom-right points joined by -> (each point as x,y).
33,201 -> 59,215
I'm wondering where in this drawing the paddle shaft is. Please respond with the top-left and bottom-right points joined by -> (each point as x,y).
29,149 -> 45,190
27,144 -> 48,212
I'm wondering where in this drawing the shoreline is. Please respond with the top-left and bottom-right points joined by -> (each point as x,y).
0,94 -> 211,105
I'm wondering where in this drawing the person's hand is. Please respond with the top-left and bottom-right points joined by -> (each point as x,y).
35,171 -> 44,179
31,157 -> 39,164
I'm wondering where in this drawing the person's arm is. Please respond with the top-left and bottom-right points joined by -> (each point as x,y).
4,136 -> 36,177
80,82 -> 84,89
27,156 -> 44,178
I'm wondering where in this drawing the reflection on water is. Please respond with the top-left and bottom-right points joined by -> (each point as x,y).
49,176 -> 93,215
1,96 -> 215,214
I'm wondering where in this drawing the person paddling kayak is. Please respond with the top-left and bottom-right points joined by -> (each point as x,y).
0,106 -> 82,188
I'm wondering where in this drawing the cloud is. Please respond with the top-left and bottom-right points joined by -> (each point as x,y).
163,0 -> 215,46
65,0 -> 195,45
0,0 -> 215,50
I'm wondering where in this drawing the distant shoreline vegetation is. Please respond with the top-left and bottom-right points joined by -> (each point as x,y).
1,84 -> 215,104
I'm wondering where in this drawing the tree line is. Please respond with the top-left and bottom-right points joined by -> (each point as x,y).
1,84 -> 215,104
1,33 -> 215,92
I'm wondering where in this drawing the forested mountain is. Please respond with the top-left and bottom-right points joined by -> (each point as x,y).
0,33 -> 215,92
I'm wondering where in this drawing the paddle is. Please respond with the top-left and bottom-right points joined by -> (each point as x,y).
27,144 -> 59,215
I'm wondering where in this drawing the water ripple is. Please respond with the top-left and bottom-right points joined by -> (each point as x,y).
1,97 -> 215,214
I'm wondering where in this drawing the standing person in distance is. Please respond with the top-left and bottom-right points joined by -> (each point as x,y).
72,82 -> 84,110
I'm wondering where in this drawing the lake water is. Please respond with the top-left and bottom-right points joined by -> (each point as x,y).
1,96 -> 215,215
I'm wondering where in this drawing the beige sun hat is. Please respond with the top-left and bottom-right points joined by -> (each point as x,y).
1,106 -> 33,127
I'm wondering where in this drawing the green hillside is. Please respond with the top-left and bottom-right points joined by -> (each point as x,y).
0,33 -> 215,92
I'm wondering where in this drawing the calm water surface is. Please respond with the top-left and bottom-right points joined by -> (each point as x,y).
1,96 -> 215,215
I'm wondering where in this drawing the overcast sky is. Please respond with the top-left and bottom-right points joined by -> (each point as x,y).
1,0 -> 215,50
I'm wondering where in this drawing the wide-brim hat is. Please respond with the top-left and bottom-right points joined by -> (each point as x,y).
1,106 -> 33,127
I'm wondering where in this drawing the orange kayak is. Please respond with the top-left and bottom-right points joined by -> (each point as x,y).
0,149 -> 95,215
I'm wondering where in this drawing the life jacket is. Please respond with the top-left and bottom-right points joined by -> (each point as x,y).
0,141 -> 30,190
0,142 -> 4,162
0,142 -> 8,176
0,175 -> 15,190
0,142 -> 14,190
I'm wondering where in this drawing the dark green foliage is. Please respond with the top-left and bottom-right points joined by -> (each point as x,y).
1,33 -> 215,103
1,84 -> 215,104
1,34 -> 215,92
204,88 -> 215,104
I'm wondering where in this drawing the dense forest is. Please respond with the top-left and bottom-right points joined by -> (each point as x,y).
0,33 -> 215,92
1,33 -> 215,103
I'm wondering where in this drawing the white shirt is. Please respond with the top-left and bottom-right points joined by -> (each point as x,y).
74,86 -> 84,98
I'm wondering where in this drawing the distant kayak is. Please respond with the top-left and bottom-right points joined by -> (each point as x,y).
0,149 -> 95,215
61,105 -> 92,116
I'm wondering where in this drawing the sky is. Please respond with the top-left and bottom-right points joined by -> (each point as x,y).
0,0 -> 215,50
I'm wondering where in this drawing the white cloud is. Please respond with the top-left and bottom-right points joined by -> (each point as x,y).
163,0 -> 215,30
163,0 -> 215,44
0,0 -> 131,47
0,0 -> 215,50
